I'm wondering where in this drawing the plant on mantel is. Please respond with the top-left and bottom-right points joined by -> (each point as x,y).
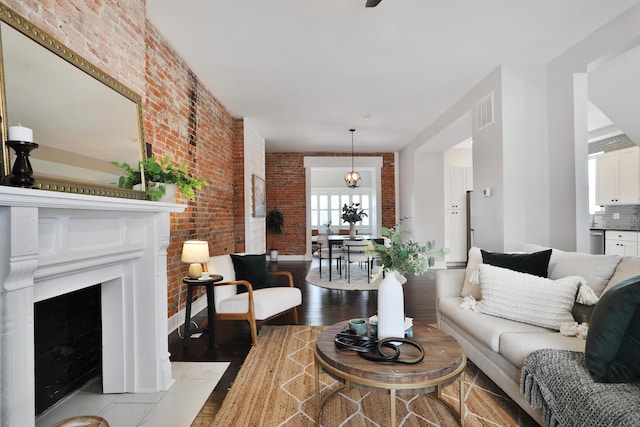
112,156 -> 208,201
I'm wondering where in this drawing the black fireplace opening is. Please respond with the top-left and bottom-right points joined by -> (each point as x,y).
34,284 -> 102,415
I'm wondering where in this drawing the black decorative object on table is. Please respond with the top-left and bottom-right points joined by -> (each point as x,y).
6,140 -> 38,187
333,329 -> 425,364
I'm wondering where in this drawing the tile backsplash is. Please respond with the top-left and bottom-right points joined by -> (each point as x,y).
588,133 -> 636,154
590,205 -> 640,230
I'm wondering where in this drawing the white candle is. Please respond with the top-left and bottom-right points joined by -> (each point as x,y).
8,125 -> 33,142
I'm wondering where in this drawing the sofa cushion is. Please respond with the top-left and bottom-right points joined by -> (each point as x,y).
439,296 -> 549,352
477,264 -> 581,331
547,252 -> 620,296
461,247 -> 483,299
217,287 -> 302,319
586,275 -> 640,383
500,331 -> 586,369
230,253 -> 272,292
481,248 -> 552,277
603,256 -> 640,295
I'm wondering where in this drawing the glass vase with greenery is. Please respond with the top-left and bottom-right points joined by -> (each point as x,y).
369,221 -> 448,278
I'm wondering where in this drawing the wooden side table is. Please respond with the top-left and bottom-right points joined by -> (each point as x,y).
183,275 -> 223,348
315,321 -> 467,426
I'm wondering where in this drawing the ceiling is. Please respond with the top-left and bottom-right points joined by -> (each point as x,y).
146,0 -> 639,153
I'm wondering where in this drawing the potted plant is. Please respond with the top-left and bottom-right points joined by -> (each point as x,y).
113,156 -> 208,202
341,203 -> 367,238
266,208 -> 285,261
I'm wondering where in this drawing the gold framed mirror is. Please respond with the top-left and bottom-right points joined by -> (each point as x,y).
0,3 -> 147,199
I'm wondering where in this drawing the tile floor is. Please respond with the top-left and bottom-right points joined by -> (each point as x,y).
35,362 -> 229,427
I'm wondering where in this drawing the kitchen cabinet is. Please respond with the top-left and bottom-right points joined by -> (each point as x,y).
605,230 -> 638,256
444,166 -> 472,264
444,166 -> 471,209
595,146 -> 640,205
444,209 -> 467,263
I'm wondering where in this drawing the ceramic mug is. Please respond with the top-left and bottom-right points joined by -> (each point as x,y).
348,318 -> 368,336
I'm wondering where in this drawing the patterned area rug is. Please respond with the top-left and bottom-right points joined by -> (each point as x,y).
305,266 -> 406,291
212,325 -> 538,426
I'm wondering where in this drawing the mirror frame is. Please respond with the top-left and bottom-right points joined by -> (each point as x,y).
0,3 -> 148,199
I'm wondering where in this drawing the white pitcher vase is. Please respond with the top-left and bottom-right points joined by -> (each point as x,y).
349,223 -> 356,238
376,270 -> 405,340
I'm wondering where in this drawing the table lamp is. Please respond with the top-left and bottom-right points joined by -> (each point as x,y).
181,240 -> 210,278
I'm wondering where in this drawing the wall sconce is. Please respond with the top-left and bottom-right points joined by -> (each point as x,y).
181,240 -> 210,278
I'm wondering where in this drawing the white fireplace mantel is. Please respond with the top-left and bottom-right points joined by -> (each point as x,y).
0,186 -> 185,427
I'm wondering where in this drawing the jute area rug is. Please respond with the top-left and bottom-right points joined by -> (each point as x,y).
211,325 -> 538,427
305,266 -> 406,291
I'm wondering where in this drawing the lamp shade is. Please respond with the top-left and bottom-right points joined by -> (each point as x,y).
181,240 -> 210,263
181,240 -> 210,278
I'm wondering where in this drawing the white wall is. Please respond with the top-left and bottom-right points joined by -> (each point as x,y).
401,67 -> 507,252
468,69 -> 505,251
412,151 -> 445,251
401,3 -> 640,253
243,119 -> 266,253
546,2 -> 640,252
501,64 -> 550,250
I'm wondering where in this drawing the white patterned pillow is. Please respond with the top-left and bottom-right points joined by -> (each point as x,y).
477,264 -> 582,330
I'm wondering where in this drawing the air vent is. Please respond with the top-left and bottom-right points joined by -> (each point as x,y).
476,92 -> 495,131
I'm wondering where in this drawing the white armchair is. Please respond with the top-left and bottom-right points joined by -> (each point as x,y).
207,254 -> 302,345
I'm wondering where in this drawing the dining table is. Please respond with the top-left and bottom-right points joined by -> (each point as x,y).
323,235 -> 384,281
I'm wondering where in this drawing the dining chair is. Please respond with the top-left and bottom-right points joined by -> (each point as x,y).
343,239 -> 372,283
316,235 -> 343,279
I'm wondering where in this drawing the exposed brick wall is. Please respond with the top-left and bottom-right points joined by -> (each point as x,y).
8,1 -> 239,319
0,2 -> 397,315
233,118 -> 246,253
265,152 -> 396,256
145,23 -> 236,316
4,0 -> 146,96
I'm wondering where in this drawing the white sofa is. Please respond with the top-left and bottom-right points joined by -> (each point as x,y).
435,244 -> 640,425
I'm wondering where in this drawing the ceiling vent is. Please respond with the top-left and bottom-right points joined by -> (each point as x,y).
476,92 -> 495,131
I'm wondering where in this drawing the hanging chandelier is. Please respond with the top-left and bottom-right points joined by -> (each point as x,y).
344,129 -> 361,188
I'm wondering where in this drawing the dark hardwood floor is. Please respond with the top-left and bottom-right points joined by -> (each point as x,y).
168,259 -> 438,419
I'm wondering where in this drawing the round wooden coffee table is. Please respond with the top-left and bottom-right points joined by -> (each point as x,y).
314,321 -> 466,426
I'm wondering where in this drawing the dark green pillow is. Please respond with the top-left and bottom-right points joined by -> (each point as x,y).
481,249 -> 552,277
585,275 -> 640,383
230,254 -> 272,293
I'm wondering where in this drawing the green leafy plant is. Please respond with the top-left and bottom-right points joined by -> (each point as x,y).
113,156 -> 208,201
368,221 -> 448,278
266,208 -> 285,250
112,160 -> 142,190
341,203 -> 367,224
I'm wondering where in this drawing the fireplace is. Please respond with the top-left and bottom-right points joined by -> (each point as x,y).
0,186 -> 185,427
34,285 -> 102,414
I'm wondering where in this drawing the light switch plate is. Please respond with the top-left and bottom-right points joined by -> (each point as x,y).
613,213 -> 620,219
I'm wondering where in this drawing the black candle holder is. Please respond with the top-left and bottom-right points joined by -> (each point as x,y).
6,140 -> 38,187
